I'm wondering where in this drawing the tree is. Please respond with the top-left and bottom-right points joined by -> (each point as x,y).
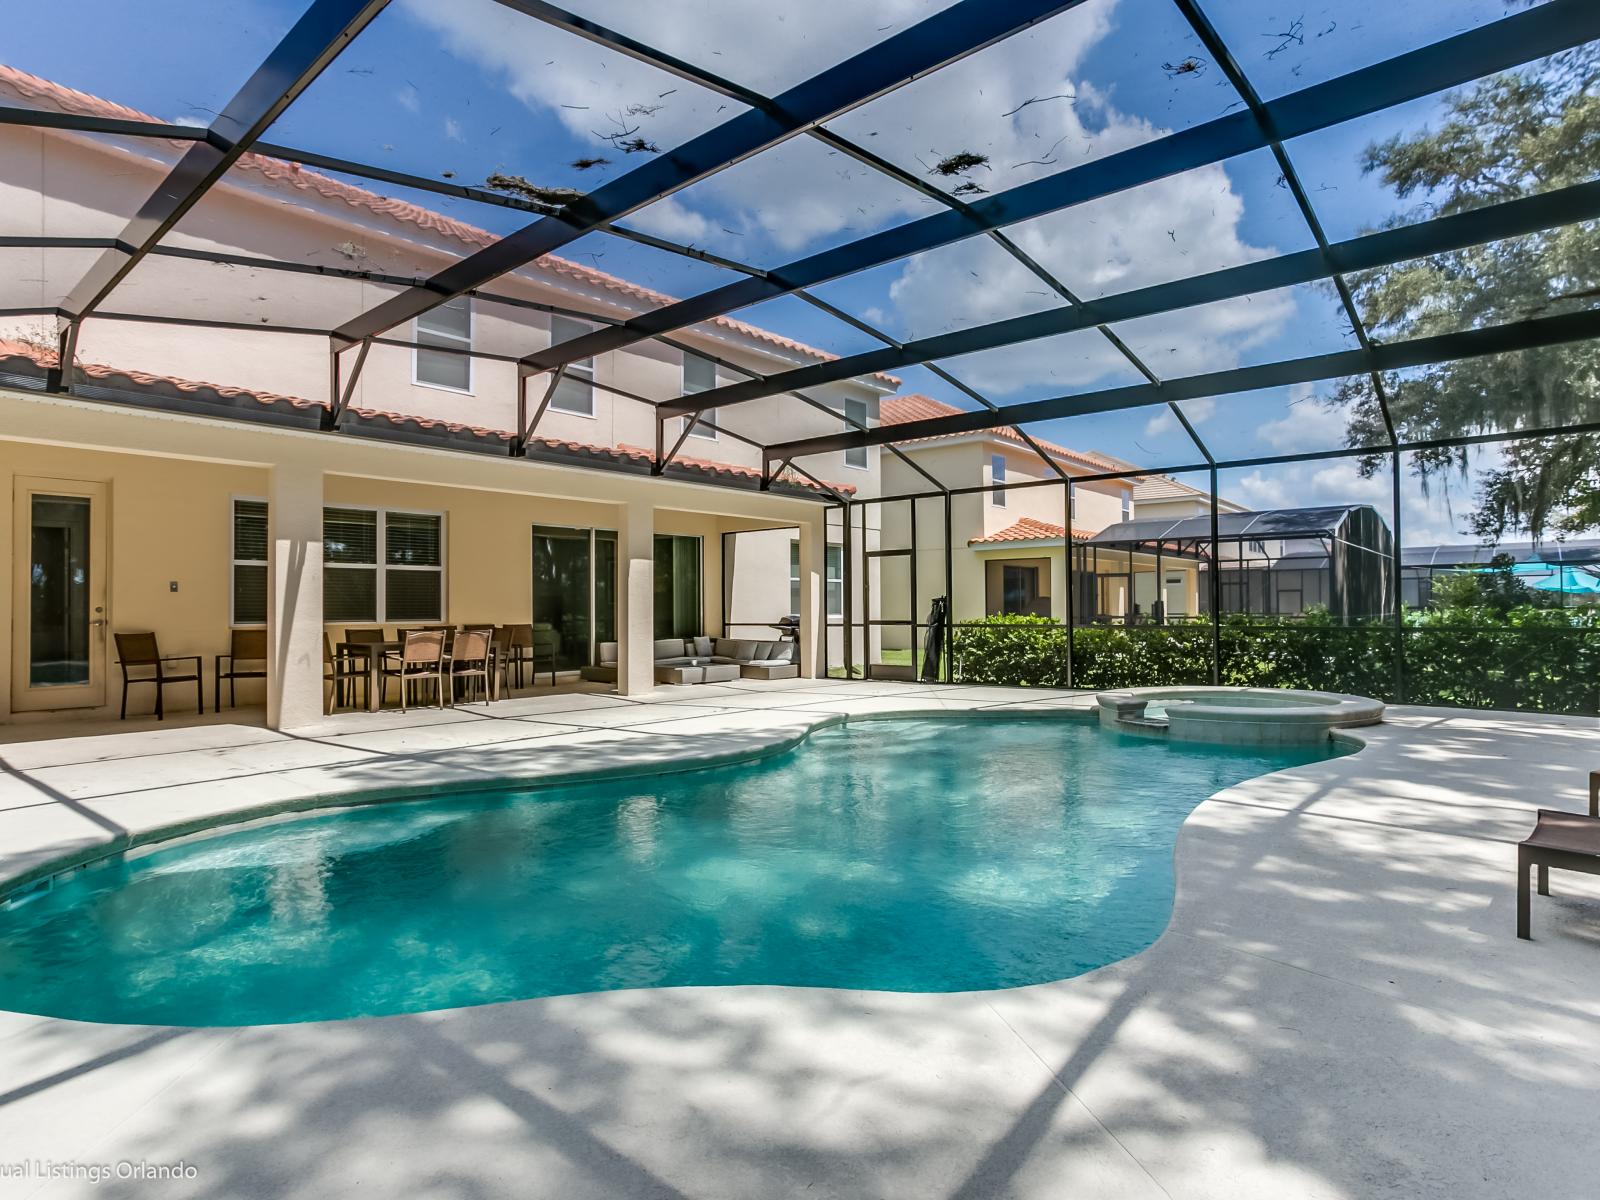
1336,40 -> 1600,540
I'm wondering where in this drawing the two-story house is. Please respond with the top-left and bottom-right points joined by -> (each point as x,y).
0,66 -> 887,721
872,395 -> 1199,655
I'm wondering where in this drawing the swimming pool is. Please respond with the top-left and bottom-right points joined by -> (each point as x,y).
0,717 -> 1349,1026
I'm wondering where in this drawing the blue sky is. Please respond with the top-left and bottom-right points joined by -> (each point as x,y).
6,0 -> 1549,538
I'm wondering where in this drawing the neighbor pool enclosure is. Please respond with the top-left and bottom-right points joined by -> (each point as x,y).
4,0 -> 1599,714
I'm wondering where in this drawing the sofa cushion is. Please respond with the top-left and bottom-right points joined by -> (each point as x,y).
653,638 -> 688,661
596,641 -> 618,666
713,637 -> 741,659
752,641 -> 778,661
692,635 -> 713,657
657,656 -> 697,667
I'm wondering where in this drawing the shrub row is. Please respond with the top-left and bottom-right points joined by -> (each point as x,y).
948,610 -> 1600,715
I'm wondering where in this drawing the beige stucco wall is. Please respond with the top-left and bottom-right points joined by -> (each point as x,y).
877,435 -> 1140,633
0,121 -> 888,495
0,386 -> 824,723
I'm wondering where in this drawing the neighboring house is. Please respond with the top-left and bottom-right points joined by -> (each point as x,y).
1131,474 -> 1249,522
0,66 -> 889,721
873,395 -> 1196,648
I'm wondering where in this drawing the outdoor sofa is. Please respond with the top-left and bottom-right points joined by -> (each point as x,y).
579,637 -> 799,685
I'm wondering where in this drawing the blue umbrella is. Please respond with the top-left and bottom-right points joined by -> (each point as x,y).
1506,562 -> 1600,593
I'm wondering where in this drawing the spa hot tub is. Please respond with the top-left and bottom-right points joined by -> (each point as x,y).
1096,686 -> 1383,746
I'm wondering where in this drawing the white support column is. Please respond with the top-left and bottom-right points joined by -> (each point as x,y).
616,497 -> 655,696
267,460 -> 324,730
798,509 -> 825,678
1049,548 -> 1068,625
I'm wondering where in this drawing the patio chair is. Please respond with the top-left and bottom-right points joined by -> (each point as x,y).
448,627 -> 493,707
114,631 -> 202,720
323,633 -> 367,715
214,628 -> 267,712
379,629 -> 446,712
488,625 -> 513,698
505,623 -> 558,688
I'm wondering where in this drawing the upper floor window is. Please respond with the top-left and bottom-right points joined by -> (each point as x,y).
843,397 -> 868,469
1121,493 -> 1131,522
548,314 -> 597,417
992,454 -> 1007,507
791,541 -> 846,618
414,297 -> 472,392
683,352 -> 718,439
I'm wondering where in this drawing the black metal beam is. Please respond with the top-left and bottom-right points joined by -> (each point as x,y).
661,178 -> 1600,416
532,0 -> 1599,375
766,307 -> 1600,461
1171,0 -> 1399,448
330,0 -> 1087,345
57,0 -> 389,322
0,106 -> 206,141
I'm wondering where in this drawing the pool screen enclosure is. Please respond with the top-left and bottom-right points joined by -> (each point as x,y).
3,0 -> 1598,704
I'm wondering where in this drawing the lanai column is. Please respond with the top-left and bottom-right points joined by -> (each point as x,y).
266,460 -> 324,730
617,497 -> 655,696
797,508 -> 825,678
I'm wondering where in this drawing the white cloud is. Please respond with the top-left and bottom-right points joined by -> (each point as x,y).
1146,396 -> 1215,436
400,0 -> 1296,392
396,86 -> 420,114
626,195 -> 716,246
1257,383 -> 1347,451
1227,451 -> 1502,547
444,117 -> 463,142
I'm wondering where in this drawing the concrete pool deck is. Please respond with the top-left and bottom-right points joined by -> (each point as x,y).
0,679 -> 1596,1199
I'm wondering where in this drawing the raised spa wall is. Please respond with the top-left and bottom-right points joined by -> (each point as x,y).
1096,687 -> 1385,747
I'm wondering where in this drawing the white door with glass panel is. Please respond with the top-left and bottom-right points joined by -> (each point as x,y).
11,476 -> 108,711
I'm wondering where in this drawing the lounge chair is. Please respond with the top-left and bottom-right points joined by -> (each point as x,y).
1516,772 -> 1600,939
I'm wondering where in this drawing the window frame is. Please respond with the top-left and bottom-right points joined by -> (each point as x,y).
230,495 -> 269,629
682,351 -> 718,440
826,543 -> 844,618
322,504 -> 448,625
412,296 -> 474,395
843,397 -> 869,470
991,454 -> 1007,507
548,314 -> 598,418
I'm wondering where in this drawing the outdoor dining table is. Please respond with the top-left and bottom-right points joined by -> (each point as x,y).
336,637 -> 505,713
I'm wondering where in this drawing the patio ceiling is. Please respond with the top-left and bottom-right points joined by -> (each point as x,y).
2,0 -> 1597,498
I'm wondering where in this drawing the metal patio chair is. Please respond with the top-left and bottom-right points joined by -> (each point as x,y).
114,631 -> 202,720
214,628 -> 267,712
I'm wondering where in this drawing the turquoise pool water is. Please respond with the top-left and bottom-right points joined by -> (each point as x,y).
0,718 -> 1346,1026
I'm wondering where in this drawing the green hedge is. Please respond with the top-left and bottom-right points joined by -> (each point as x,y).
948,610 -> 1600,715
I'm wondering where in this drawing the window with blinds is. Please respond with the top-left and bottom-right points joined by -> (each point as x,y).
231,499 -> 268,626
233,501 -> 444,625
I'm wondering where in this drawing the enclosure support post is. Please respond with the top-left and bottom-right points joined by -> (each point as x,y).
909,498 -> 920,682
842,500 -> 855,680
1064,479 -> 1075,689
1392,449 -> 1405,703
943,492 -> 955,684
1209,465 -> 1222,686
860,502 -> 871,679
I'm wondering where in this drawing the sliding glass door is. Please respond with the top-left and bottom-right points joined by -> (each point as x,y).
654,535 -> 702,640
532,526 -> 616,670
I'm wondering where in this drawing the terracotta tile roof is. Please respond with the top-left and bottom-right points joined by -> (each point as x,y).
0,338 -> 853,495
0,65 -> 897,386
969,516 -> 1096,545
879,395 -> 1130,476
